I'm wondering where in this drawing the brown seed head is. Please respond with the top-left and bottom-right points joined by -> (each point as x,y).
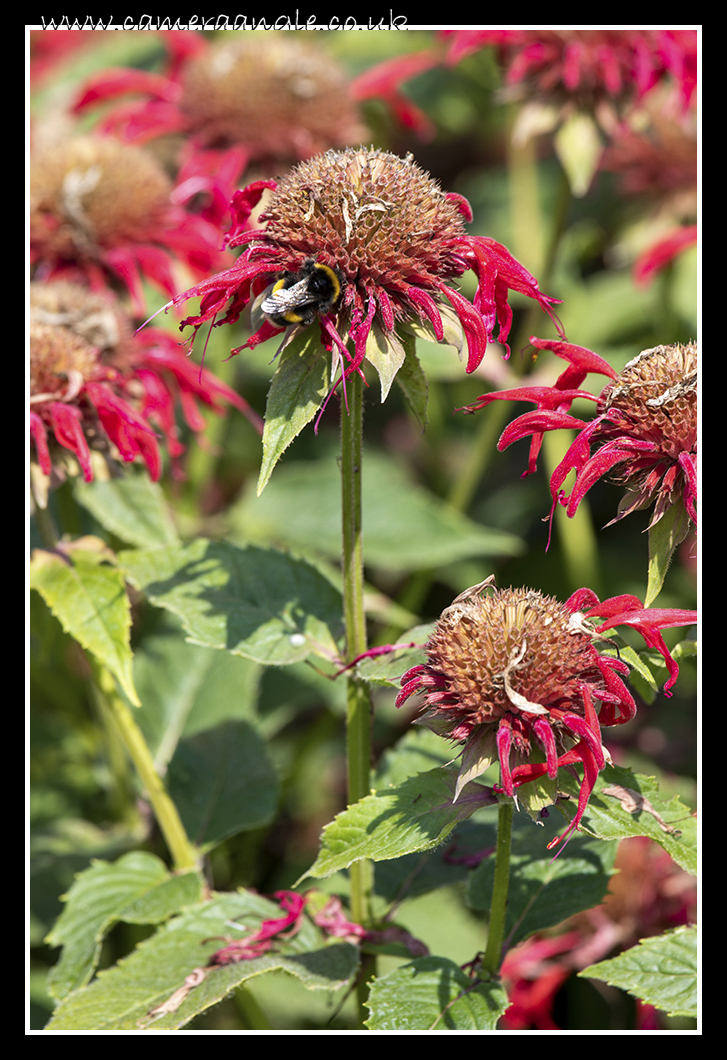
260,147 -> 469,288
598,342 -> 697,465
30,137 -> 172,260
179,36 -> 366,159
425,587 -> 599,729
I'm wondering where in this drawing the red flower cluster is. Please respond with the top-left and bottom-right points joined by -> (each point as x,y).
30,135 -> 226,316
463,338 -> 697,534
29,281 -> 260,492
397,583 -> 696,851
174,148 -> 562,402
73,32 -> 365,229
209,891 -> 308,965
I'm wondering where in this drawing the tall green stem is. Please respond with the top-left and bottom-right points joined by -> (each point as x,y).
91,662 -> 200,872
340,371 -> 375,1022
481,800 -> 514,976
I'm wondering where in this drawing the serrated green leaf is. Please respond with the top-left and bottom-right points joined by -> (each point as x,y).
167,720 -> 278,850
45,891 -> 359,1030
564,765 -> 697,875
300,768 -> 495,882
45,851 -> 203,1001
469,833 -> 617,948
258,332 -> 331,495
373,820 -> 497,903
580,926 -> 697,1018
120,538 -> 343,666
235,450 -> 523,572
365,956 -> 508,1030
375,726 -> 457,789
75,473 -> 180,548
30,544 -> 139,705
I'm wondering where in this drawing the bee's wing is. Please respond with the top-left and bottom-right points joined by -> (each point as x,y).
250,286 -> 272,333
261,277 -> 311,316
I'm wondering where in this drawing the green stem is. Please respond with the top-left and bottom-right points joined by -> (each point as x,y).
92,663 -> 200,872
340,371 -> 375,1024
481,799 -> 514,976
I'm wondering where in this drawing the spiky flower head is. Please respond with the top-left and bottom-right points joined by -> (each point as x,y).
29,281 -> 259,501
178,35 -> 366,161
73,34 -> 366,229
487,29 -> 697,115
175,147 -> 562,411
463,338 -> 697,534
29,136 -> 225,315
397,581 -> 696,850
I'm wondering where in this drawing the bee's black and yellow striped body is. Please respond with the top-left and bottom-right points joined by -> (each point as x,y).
261,259 -> 344,328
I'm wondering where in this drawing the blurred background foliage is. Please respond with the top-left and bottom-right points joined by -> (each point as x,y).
29,28 -> 697,1030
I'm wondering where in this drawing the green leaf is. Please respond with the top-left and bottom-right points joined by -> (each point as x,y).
374,726 -> 455,788
45,851 -> 203,1001
469,832 -> 618,948
300,768 -> 495,882
257,331 -> 331,495
394,332 -> 429,428
167,720 -> 279,851
132,617 -> 262,766
562,765 -> 697,875
234,450 -> 523,572
373,821 -> 497,903
580,926 -> 697,1018
645,500 -> 692,606
45,891 -> 359,1030
120,538 -> 343,666
365,956 -> 509,1030
30,542 -> 139,705
74,472 -> 180,548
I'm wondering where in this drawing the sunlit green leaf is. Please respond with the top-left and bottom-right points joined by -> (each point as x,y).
581,926 -> 697,1018
46,891 -> 358,1030
120,538 -> 343,666
365,957 -> 508,1030
46,851 -> 203,1001
30,541 -> 139,705
258,331 -> 331,495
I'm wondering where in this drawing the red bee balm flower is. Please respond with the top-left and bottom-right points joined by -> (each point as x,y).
464,338 -> 697,532
487,29 -> 697,113
29,281 -> 260,499
396,582 -> 696,850
30,136 -> 226,316
74,34 -> 366,228
175,147 -> 562,403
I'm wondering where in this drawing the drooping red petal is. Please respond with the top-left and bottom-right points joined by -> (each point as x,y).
30,412 -> 52,476
47,402 -> 93,481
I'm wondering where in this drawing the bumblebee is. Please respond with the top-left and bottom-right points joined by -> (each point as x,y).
261,259 -> 344,328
